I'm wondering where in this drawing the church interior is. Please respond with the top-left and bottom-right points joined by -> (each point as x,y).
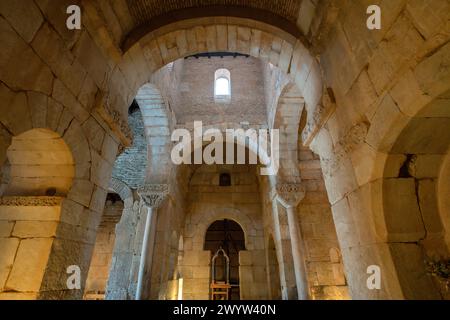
0,0 -> 449,300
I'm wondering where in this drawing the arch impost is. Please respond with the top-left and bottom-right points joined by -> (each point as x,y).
137,184 -> 169,208
274,182 -> 305,208
92,91 -> 133,152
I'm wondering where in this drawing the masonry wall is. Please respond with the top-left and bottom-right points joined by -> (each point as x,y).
175,56 -> 268,126
297,146 -> 349,300
0,197 -> 62,299
84,196 -> 123,299
181,164 -> 268,300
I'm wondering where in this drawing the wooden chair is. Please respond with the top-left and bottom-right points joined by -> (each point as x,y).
210,248 -> 231,300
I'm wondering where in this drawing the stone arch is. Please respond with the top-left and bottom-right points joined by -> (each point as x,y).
109,177 -> 134,208
179,124 -> 275,177
0,127 -> 76,298
310,63 -> 450,299
114,17 -> 325,148
134,84 -> 172,184
373,91 -> 450,300
111,103 -> 148,189
194,207 -> 255,251
0,88 -> 111,298
2,128 -> 75,196
272,82 -> 305,182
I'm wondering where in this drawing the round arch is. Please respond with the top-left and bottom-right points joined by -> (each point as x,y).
112,17 -> 325,150
134,83 -> 173,184
272,82 -> 305,182
191,207 -> 256,251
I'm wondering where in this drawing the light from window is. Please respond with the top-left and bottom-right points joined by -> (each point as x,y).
214,68 -> 231,98
215,78 -> 230,95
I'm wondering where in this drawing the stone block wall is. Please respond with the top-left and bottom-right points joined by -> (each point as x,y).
297,146 -> 349,300
181,164 -> 268,300
84,196 -> 123,299
0,197 -> 62,300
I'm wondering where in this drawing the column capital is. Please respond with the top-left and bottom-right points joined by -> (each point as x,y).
274,182 -> 305,208
137,184 -> 169,208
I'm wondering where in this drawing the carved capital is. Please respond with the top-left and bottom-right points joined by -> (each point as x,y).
274,183 -> 305,208
137,184 -> 169,208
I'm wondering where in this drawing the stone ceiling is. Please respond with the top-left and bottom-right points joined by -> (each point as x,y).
126,0 -> 302,26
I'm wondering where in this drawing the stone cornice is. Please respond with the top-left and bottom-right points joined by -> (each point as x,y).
137,184 -> 169,208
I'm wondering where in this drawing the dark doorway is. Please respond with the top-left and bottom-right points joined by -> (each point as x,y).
204,219 -> 245,300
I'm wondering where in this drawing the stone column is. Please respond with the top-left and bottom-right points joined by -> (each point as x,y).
275,183 -> 309,300
270,199 -> 292,299
135,184 -> 168,300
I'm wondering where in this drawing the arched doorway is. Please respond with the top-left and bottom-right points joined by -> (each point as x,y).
379,91 -> 450,299
0,128 -> 74,299
204,219 -> 245,300
267,235 -> 282,299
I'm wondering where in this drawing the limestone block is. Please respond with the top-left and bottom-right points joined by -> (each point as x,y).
89,185 -> 108,215
101,134 -> 119,165
0,83 -> 32,135
331,198 -> 356,250
320,23 -> 360,98
46,98 -> 64,132
34,0 -> 82,50
193,266 -> 210,279
0,205 -> 61,222
366,94 -> 410,153
239,265 -> 254,282
332,263 -> 347,286
82,117 -> 106,153
12,221 -> 58,238
410,154 -> 444,178
52,79 -> 89,123
367,14 -> 424,95
73,31 -> 110,88
0,238 -> 19,288
0,292 -> 38,300
406,0 -> 449,39
239,251 -> 252,266
389,242 -> 441,299
297,0 -> 316,36
6,238 -> 53,292
418,179 -> 444,235
390,69 -> 431,117
341,243 -> 403,300
0,221 -> 13,237
27,91 -> 48,129
0,0 -> 43,43
0,17 -> 53,94
383,178 -> 426,242
414,42 -> 450,98
78,74 -> 98,111
31,23 -> 86,97
67,179 -> 94,207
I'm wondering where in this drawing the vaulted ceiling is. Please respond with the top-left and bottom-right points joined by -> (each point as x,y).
121,0 -> 308,49
126,0 -> 302,26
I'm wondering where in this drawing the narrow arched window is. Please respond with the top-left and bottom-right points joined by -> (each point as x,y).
214,69 -> 231,98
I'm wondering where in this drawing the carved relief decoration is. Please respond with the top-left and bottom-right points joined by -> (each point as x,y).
275,182 -> 305,207
137,184 -> 169,208
0,196 -> 63,206
93,91 -> 133,152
